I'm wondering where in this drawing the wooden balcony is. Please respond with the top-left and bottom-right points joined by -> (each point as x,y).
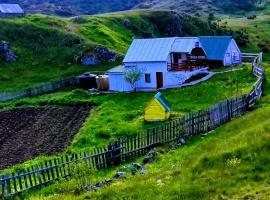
167,63 -> 204,72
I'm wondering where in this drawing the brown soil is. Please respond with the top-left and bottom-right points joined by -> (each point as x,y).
0,105 -> 91,170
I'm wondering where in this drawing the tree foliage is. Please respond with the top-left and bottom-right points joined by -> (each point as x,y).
124,67 -> 143,92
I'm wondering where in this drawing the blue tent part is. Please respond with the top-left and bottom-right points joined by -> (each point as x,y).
199,36 -> 232,60
155,92 -> 171,112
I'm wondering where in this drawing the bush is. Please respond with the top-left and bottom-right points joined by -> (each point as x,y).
69,161 -> 96,192
258,42 -> 270,53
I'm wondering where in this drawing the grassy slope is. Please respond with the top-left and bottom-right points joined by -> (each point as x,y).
0,66 -> 256,175
0,10 -> 224,92
0,67 -> 255,149
28,66 -> 270,200
221,14 -> 270,61
0,14 -> 109,92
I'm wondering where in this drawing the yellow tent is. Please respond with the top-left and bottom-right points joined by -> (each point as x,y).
145,92 -> 171,122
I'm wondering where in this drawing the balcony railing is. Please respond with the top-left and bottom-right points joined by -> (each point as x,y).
167,63 -> 204,72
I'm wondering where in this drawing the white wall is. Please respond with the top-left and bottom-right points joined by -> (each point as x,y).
223,39 -> 242,66
108,73 -> 133,92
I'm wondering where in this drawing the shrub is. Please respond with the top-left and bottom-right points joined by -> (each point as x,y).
69,161 -> 96,192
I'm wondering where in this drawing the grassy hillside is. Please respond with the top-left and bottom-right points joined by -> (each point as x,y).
137,0 -> 270,15
0,14 -> 106,92
221,14 -> 270,61
0,10 -> 229,92
26,66 -> 270,200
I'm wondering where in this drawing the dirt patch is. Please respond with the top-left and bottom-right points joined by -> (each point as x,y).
0,105 -> 91,170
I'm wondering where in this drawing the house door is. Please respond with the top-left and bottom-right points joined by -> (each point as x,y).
156,72 -> 163,89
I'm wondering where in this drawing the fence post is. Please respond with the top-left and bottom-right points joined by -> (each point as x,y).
107,142 -> 121,167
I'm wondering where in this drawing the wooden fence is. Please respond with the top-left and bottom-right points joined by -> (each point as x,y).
0,77 -> 79,102
0,54 -> 265,197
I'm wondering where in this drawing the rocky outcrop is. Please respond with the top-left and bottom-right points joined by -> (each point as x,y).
0,41 -> 17,62
75,46 -> 118,66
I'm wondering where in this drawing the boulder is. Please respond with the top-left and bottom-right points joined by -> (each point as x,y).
95,46 -> 117,62
81,55 -> 98,65
114,171 -> 126,179
123,19 -> 130,27
5,49 -> 17,62
76,46 -> 117,66
0,41 -> 17,62
143,156 -> 154,164
0,41 -> 9,51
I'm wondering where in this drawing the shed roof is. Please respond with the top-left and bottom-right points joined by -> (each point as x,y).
199,36 -> 232,60
155,92 -> 170,112
123,38 -> 177,63
107,65 -> 125,73
0,4 -> 24,14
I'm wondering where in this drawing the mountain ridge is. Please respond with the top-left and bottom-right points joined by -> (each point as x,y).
2,0 -> 269,16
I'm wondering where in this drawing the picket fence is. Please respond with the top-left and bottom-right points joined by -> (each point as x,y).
0,77 -> 79,102
0,53 -> 264,197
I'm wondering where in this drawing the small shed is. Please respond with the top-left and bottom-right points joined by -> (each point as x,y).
145,92 -> 171,122
0,4 -> 24,18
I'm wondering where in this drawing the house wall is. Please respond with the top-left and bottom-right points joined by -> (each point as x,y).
223,39 -> 242,66
108,73 -> 133,92
110,57 -> 209,92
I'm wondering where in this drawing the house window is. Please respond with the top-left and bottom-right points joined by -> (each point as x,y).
145,74 -> 151,83
233,52 -> 239,61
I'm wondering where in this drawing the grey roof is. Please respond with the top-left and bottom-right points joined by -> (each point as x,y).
107,65 -> 125,73
123,37 -> 207,63
171,37 -> 201,53
0,4 -> 24,14
123,38 -> 177,63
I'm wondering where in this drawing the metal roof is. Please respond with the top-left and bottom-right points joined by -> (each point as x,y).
171,37 -> 201,53
0,4 -> 24,14
155,92 -> 170,112
107,65 -> 125,73
123,38 -> 177,63
123,37 -> 207,63
199,36 -> 232,60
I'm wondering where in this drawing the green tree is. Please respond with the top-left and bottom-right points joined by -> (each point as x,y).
124,67 -> 143,92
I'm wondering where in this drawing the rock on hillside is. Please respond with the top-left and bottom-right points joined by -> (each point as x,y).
0,41 -> 17,62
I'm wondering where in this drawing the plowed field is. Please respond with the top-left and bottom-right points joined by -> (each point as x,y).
0,105 -> 91,170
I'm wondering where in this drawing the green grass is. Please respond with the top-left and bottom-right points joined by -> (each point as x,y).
26,70 -> 270,200
221,14 -> 270,61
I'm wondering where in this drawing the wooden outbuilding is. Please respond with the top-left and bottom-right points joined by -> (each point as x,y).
145,92 -> 171,122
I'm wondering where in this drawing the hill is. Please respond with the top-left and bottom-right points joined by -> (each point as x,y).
2,0 -> 270,16
0,10 -> 230,92
221,14 -> 270,61
136,0 -> 270,15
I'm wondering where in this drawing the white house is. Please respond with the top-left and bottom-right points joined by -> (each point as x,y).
0,4 -> 24,18
108,36 -> 241,92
